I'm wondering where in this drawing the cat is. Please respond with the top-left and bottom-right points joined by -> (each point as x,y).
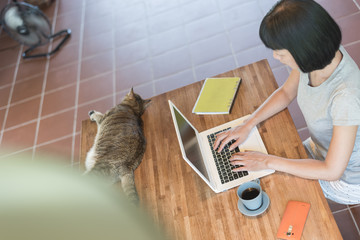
84,88 -> 151,204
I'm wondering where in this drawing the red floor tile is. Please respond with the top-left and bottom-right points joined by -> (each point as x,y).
151,46 -> 191,78
0,65 -> 16,87
149,26 -> 186,57
154,69 -> 195,96
114,21 -> 148,48
37,109 -> 75,145
46,64 -> 78,92
345,42 -> 360,68
333,210 -> 360,240
41,84 -> 77,116
327,198 -> 348,212
147,7 -> 182,35
194,56 -> 236,81
54,24 -> 81,47
186,14 -> 225,43
5,97 -> 40,128
80,50 -> 113,80
34,135 -> 73,162
0,85 -> 11,108
181,0 -> 217,23
83,14 -> 113,39
78,72 -> 113,104
49,43 -> 80,70
115,39 -> 149,68
317,0 -> 358,19
221,1 -> 263,30
82,31 -> 114,59
0,33 -> 19,49
229,20 -> 263,53
113,3 -> 146,30
16,59 -> 47,81
0,46 -> 20,69
115,60 -> 153,91
146,0 -> 178,17
1,122 -> 37,153
338,12 -> 360,45
56,10 -> 82,31
11,75 -> 44,103
57,0 -> 83,16
350,205 -> 360,228
84,0 -> 112,23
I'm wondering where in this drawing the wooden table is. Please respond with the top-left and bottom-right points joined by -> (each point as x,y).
80,60 -> 342,240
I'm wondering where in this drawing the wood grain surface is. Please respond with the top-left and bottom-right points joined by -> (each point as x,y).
80,60 -> 342,240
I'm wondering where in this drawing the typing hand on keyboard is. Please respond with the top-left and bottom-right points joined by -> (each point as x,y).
208,130 -> 248,184
213,123 -> 253,153
229,150 -> 270,172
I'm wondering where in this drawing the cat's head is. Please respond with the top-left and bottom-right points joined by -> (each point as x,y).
121,88 -> 151,116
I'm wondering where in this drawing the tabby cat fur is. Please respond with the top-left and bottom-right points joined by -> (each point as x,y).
84,88 -> 151,204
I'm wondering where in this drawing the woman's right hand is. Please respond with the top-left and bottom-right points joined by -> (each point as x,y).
213,123 -> 253,153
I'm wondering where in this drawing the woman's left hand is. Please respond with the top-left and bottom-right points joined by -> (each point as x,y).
230,151 -> 271,172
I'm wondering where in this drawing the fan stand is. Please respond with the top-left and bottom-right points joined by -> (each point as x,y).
22,28 -> 71,59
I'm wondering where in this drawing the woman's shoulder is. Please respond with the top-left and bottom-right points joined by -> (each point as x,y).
333,47 -> 360,90
339,46 -> 360,77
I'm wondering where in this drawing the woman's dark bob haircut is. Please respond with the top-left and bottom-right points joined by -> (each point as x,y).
259,0 -> 342,73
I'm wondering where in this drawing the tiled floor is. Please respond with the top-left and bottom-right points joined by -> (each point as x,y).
0,0 -> 359,238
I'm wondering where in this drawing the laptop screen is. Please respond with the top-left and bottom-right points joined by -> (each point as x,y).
173,107 -> 210,181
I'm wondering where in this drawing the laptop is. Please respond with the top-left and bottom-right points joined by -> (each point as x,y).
168,100 -> 274,193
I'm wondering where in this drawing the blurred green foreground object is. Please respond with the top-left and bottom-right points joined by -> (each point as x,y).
0,154 -> 166,240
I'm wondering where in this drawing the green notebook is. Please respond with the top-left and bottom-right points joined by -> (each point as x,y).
192,77 -> 241,114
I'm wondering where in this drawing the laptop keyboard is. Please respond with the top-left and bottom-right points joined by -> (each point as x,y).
207,128 -> 248,184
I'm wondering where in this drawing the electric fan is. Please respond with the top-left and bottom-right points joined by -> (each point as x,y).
0,0 -> 71,59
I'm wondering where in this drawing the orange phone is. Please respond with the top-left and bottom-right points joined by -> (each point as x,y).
276,200 -> 310,240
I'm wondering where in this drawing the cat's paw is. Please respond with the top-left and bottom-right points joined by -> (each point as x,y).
88,110 -> 96,121
89,110 -> 104,122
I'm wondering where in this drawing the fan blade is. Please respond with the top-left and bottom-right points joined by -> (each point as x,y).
3,6 -> 24,30
13,30 -> 41,46
24,13 -> 51,36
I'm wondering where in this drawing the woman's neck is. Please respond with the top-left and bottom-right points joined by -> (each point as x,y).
309,50 -> 343,87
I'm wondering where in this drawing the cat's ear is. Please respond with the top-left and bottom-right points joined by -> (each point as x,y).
143,99 -> 151,109
127,87 -> 135,99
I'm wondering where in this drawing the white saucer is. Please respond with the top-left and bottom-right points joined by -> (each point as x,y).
237,192 -> 270,217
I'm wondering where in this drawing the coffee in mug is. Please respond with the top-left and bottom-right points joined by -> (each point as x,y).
241,187 -> 260,200
237,181 -> 263,211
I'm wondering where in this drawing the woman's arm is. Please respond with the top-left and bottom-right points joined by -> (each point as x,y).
214,69 -> 300,152
244,69 -> 300,130
230,125 -> 358,181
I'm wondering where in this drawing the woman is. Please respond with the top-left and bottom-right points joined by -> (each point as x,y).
214,0 -> 360,204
